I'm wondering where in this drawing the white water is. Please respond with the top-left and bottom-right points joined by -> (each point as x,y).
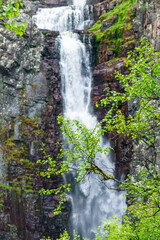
32,0 -> 93,31
59,30 -> 126,239
33,1 -> 126,238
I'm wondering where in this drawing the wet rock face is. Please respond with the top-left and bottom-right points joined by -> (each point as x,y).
35,31 -> 70,239
92,0 -> 117,21
92,58 -> 132,177
90,0 -> 160,178
129,0 -> 160,179
90,0 -> 136,176
22,0 -> 68,13
38,0 -> 68,8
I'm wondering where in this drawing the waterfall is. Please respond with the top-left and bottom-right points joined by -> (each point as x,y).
33,1 -> 126,238
32,0 -> 92,32
59,32 -> 93,123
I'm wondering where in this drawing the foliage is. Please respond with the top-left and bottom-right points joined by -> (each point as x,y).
41,237 -> 52,240
92,208 -> 160,240
93,38 -> 160,238
56,166 -> 160,240
100,38 -> 160,157
40,230 -> 80,240
90,164 -> 160,240
57,230 -> 81,240
57,116 -> 114,183
98,165 -> 160,240
37,119 -> 116,215
0,0 -> 26,35
38,39 -> 160,238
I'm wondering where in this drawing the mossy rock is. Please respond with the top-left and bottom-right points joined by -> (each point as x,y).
89,0 -> 137,47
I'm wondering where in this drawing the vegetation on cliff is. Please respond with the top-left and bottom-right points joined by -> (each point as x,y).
89,0 -> 136,60
0,0 -> 26,35
40,39 -> 160,239
89,0 -> 137,42
0,116 -> 43,208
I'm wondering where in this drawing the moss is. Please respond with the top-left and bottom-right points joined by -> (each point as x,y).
122,39 -> 135,47
42,32 -> 48,37
0,116 -> 44,197
88,0 -> 137,61
115,38 -> 123,55
89,0 -> 137,42
29,83 -> 37,88
104,57 -> 127,68
89,20 -> 103,42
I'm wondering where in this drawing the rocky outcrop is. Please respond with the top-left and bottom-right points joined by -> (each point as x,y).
90,0 -> 160,178
0,8 -> 69,240
92,0 -> 117,21
91,58 -> 132,177
22,0 -> 68,14
133,0 -> 160,50
128,0 -> 160,178
39,0 -> 68,7
89,0 -> 136,176
0,12 -> 45,120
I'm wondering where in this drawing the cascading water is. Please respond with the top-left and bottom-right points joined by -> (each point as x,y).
32,0 -> 93,31
58,27 -> 126,240
33,1 -> 126,238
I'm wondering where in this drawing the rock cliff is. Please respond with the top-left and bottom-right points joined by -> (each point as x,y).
90,0 -> 136,176
0,4 -> 68,240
